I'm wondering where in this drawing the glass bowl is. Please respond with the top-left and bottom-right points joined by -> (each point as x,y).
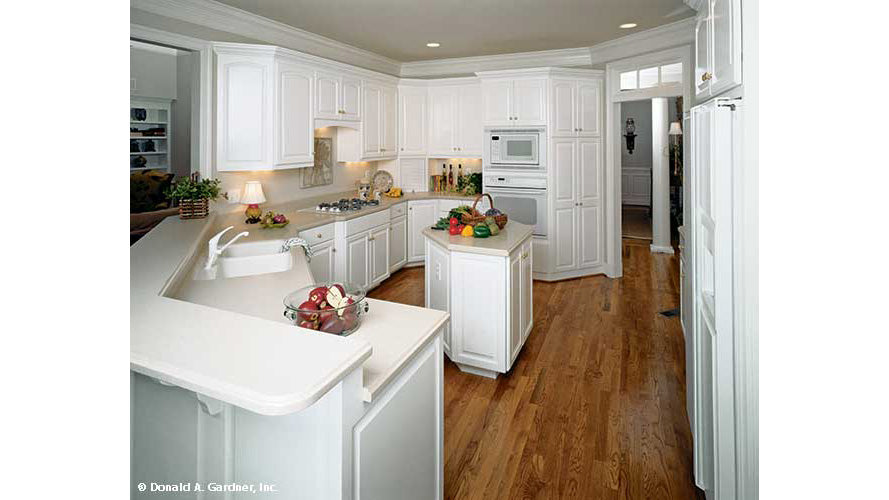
283,282 -> 369,336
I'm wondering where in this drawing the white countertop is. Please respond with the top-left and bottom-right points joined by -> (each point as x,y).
422,221 -> 534,257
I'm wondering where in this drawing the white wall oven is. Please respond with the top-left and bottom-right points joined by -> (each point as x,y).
484,127 -> 546,172
484,174 -> 547,237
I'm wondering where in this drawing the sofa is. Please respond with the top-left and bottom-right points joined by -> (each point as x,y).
130,169 -> 179,245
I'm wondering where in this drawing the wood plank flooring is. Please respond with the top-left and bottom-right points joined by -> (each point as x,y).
369,238 -> 702,500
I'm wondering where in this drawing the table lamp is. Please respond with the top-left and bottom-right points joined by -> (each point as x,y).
241,181 -> 266,223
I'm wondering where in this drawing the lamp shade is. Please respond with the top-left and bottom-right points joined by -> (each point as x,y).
669,121 -> 683,136
241,181 -> 266,205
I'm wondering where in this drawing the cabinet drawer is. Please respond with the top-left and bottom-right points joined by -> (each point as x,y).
299,223 -> 335,245
345,209 -> 390,236
390,202 -> 406,218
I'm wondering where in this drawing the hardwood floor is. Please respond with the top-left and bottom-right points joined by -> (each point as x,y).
369,238 -> 702,500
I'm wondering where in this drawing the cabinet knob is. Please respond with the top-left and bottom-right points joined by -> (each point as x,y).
316,233 -> 323,238
579,128 -> 583,131
702,72 -> 712,82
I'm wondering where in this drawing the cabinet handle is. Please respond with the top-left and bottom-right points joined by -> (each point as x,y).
332,248 -> 336,253
316,233 -> 323,238
400,147 -> 404,151
702,72 -> 712,82
579,128 -> 583,131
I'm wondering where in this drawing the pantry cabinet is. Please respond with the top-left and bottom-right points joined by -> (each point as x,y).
550,78 -> 602,137
215,46 -> 315,171
694,0 -> 742,99
315,71 -> 361,120
552,137 -> 604,273
480,78 -> 547,126
427,83 -> 483,157
398,86 -> 427,155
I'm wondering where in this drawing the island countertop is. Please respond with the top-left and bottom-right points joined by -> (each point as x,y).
422,221 -> 534,257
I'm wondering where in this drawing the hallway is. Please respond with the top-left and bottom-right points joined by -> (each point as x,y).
369,238 -> 702,499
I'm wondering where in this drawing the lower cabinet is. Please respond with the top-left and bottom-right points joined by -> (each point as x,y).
309,239 -> 336,283
353,335 -> 443,500
508,240 -> 533,367
369,224 -> 390,286
389,215 -> 407,272
408,200 -> 437,263
425,239 -> 451,353
337,220 -> 390,290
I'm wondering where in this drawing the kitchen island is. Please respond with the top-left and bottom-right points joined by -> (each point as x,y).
423,222 -> 534,378
131,213 -> 448,499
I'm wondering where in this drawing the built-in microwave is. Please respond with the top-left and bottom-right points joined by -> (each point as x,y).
484,127 -> 545,171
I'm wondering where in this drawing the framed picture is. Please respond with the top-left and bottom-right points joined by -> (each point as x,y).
302,137 -> 334,188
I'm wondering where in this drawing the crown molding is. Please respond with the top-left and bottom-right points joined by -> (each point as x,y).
131,0 -> 402,76
400,46 -> 592,78
588,18 -> 696,66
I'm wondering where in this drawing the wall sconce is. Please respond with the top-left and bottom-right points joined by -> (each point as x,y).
624,118 -> 637,154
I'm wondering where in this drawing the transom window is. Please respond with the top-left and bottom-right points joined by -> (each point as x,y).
620,62 -> 683,91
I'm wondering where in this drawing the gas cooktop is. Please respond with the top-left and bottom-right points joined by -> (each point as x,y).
309,198 -> 380,214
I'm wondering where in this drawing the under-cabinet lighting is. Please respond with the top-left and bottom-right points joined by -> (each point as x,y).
619,23 -> 638,29
426,42 -> 440,48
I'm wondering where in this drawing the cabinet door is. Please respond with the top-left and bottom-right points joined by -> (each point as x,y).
399,88 -> 426,155
389,216 -> 407,271
576,80 -> 601,137
578,139 -> 603,269
710,0 -> 742,96
308,239 -> 335,283
457,84 -> 483,156
362,84 -> 382,157
216,55 -> 273,171
513,79 -> 546,125
382,86 -> 398,155
345,231 -> 369,289
315,71 -> 340,120
552,138 -> 577,207
408,201 -> 437,262
550,79 -> 576,137
694,7 -> 712,98
341,76 -> 361,120
481,80 -> 512,126
397,157 -> 427,194
275,61 -> 314,167
450,252 -> 506,373
369,224 -> 390,286
508,250 -> 522,369
520,240 -> 533,342
428,87 -> 457,156
553,206 -> 577,272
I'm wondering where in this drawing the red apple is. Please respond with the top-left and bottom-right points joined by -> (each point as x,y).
318,307 -> 337,324
297,300 -> 319,321
326,284 -> 349,310
328,283 -> 346,297
338,297 -> 356,317
308,286 -> 329,306
342,311 -> 359,331
320,315 -> 345,334
297,318 -> 319,330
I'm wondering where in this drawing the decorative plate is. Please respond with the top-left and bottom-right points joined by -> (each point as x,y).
372,170 -> 394,194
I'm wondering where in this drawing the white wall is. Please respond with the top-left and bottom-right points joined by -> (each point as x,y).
130,45 -> 177,99
621,100 -> 652,206
171,51 -> 196,178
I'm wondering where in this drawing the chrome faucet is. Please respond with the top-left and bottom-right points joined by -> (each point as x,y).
205,226 -> 249,269
281,237 -> 313,262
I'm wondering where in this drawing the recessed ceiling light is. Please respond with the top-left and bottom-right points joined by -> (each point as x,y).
426,42 -> 440,48
620,23 -> 638,29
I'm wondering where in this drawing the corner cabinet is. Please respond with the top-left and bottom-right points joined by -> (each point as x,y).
694,0 -> 742,99
215,45 -> 314,171
398,86 -> 427,156
480,77 -> 546,127
427,83 -> 483,157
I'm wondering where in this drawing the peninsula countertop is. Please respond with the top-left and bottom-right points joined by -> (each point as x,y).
422,221 -> 534,257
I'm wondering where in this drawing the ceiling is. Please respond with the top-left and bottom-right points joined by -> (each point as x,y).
213,0 -> 695,62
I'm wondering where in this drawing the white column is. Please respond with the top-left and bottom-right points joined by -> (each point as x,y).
650,98 -> 674,254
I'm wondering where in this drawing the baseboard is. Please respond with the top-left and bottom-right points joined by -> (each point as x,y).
650,244 -> 675,254
533,266 -> 606,282
455,363 -> 499,379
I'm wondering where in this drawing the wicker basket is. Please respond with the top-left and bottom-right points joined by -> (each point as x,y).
460,193 -> 508,229
178,198 -> 210,219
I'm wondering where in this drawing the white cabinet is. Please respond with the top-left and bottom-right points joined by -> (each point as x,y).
389,214 -> 407,272
551,137 -> 604,273
408,200 -> 437,262
369,224 -> 391,286
308,239 -> 336,283
425,239 -> 451,354
427,84 -> 483,157
398,86 -> 426,155
382,86 -> 398,155
362,84 -> 381,156
216,47 -> 315,171
550,78 -> 601,137
481,78 -> 546,126
396,157 -> 428,193
315,71 -> 361,120
508,240 -> 533,368
345,231 -> 370,289
340,82 -> 397,162
695,0 -> 742,99
335,211 -> 390,290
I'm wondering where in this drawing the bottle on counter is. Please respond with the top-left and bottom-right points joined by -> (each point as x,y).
458,164 -> 463,188
441,163 -> 447,191
448,164 -> 454,191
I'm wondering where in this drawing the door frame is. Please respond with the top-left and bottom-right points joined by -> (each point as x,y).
130,24 -> 213,180
604,46 -> 693,277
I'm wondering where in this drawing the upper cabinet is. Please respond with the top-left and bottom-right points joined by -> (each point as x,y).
398,86 -> 427,156
315,71 -> 361,120
695,0 -> 742,99
215,46 -> 314,171
427,82 -> 482,157
550,78 -> 602,138
480,78 -> 546,126
340,80 -> 397,162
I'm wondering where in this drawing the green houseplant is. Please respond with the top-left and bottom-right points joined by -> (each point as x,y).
166,175 -> 223,219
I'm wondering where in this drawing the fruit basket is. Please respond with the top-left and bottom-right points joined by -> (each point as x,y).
283,282 -> 369,336
460,193 -> 508,229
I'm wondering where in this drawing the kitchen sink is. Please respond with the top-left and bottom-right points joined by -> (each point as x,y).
217,239 -> 293,278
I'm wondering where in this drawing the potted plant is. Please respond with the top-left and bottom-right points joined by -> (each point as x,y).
166,175 -> 223,220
